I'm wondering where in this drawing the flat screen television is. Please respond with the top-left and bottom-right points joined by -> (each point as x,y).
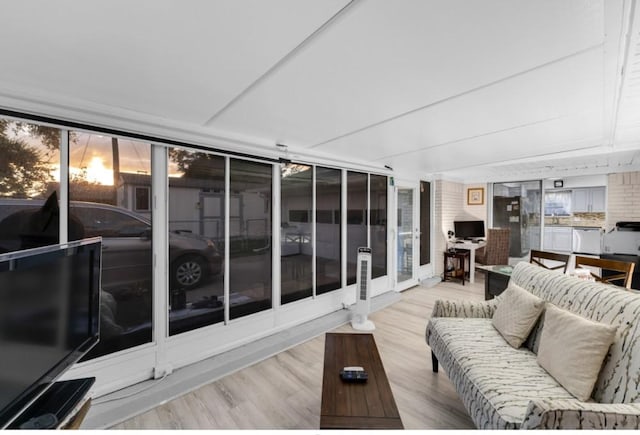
454,220 -> 485,240
0,238 -> 101,429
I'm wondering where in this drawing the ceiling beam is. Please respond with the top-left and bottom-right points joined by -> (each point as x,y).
203,0 -> 361,127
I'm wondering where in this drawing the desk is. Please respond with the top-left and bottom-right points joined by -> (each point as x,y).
451,240 -> 486,284
476,265 -> 512,300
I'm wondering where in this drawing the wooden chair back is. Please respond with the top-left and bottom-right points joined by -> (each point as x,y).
529,250 -> 570,273
574,255 -> 636,289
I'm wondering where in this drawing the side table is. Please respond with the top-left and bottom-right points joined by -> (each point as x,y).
443,249 -> 470,285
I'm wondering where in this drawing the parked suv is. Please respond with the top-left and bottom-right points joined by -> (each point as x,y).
0,199 -> 222,294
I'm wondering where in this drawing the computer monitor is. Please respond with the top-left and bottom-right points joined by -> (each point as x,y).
454,220 -> 485,240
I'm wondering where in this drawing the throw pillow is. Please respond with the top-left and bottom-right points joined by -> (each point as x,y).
492,282 -> 545,348
537,304 -> 617,401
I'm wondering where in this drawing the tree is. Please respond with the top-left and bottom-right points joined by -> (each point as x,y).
0,119 -> 62,150
168,148 -> 225,178
0,135 -> 51,197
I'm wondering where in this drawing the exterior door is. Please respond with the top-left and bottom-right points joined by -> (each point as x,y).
396,186 -> 418,290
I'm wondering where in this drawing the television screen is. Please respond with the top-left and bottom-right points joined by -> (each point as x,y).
0,238 -> 101,429
454,220 -> 485,240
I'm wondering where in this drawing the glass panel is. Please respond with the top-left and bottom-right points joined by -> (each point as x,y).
229,159 -> 272,319
492,180 -> 541,259
316,167 -> 341,294
281,163 -> 312,304
0,120 -> 60,253
167,149 -> 225,335
419,181 -> 431,265
346,172 -> 367,285
397,188 -> 413,282
68,133 -> 153,359
370,175 -> 387,278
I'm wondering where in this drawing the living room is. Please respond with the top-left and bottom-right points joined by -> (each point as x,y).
1,0 -> 639,430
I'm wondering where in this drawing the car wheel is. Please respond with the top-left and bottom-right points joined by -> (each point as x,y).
172,255 -> 206,290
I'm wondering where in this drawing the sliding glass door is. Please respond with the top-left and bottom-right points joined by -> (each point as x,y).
396,187 -> 414,286
492,180 -> 541,259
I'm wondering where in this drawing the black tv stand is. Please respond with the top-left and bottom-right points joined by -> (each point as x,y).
9,377 -> 95,429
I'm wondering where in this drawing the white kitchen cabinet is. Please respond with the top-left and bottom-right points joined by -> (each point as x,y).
543,226 -> 572,252
552,227 -> 573,251
572,187 -> 606,213
590,187 -> 606,212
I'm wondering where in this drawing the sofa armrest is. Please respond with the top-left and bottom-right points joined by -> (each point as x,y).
521,399 -> 640,429
431,298 -> 499,319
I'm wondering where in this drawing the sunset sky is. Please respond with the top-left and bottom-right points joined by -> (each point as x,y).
10,124 -> 182,185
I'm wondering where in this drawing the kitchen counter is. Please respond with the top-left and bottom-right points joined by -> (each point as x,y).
545,224 -> 603,228
544,212 -> 605,228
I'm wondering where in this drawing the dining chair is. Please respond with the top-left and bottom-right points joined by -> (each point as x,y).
529,249 -> 570,273
574,255 -> 636,289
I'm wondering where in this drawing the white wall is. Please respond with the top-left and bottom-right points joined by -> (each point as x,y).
463,183 -> 488,222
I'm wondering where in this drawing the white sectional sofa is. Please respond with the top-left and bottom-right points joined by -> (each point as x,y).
426,262 -> 640,429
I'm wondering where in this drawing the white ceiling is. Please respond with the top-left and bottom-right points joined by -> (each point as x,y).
0,0 -> 639,182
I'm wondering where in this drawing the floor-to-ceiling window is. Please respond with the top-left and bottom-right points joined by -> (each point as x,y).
280,163 -> 313,304
229,159 -> 272,319
315,167 -> 341,294
167,148 -> 225,335
0,113 -> 396,399
346,171 -> 368,285
370,175 -> 387,279
0,120 -> 60,252
68,133 -> 153,359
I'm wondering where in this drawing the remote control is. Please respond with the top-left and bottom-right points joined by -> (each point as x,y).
340,367 -> 368,383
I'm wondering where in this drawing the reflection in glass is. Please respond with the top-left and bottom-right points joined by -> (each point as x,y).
68,133 -> 153,359
229,159 -> 272,319
281,163 -> 312,304
370,175 -> 387,278
346,172 -> 367,285
0,120 -> 60,253
316,167 -> 341,294
167,149 -> 225,335
397,188 -> 413,283
419,181 -> 431,265
492,180 -> 542,258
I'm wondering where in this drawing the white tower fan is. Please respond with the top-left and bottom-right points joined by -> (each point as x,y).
351,247 -> 375,331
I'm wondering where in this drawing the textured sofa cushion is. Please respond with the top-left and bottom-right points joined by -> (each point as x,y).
428,317 -> 575,429
492,283 -> 545,348
509,262 -> 640,404
537,304 -> 617,401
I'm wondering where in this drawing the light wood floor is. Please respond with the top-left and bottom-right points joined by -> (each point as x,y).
113,276 -> 485,430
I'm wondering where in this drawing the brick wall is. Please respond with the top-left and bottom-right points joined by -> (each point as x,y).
607,171 -> 640,230
434,180 -> 463,275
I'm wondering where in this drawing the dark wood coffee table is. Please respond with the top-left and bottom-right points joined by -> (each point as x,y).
320,333 -> 403,429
